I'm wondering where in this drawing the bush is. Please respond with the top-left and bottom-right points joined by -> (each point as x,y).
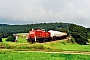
6,35 -> 16,42
0,32 -> 13,38
66,37 -> 75,44
75,37 -> 88,45
70,38 -> 75,43
0,38 -> 2,42
31,44 -> 44,50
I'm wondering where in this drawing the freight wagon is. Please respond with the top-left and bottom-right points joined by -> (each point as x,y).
26,28 -> 67,43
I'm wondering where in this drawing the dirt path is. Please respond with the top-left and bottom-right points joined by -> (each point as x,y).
16,51 -> 90,55
1,49 -> 90,55
45,51 -> 90,55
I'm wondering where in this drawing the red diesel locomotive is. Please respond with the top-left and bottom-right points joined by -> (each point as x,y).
26,28 -> 52,43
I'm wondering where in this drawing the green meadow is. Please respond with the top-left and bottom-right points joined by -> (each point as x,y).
0,51 -> 90,60
1,35 -> 90,52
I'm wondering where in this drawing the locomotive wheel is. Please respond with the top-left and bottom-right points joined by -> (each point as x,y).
27,39 -> 30,42
52,36 -> 56,41
43,39 -> 45,43
27,38 -> 34,44
48,37 -> 52,42
31,40 -> 33,44
31,39 -> 34,44
37,38 -> 45,43
38,39 -> 42,43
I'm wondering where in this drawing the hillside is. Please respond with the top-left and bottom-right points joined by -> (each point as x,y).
0,22 -> 69,33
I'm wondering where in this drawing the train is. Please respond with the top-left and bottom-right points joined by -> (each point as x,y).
26,28 -> 67,43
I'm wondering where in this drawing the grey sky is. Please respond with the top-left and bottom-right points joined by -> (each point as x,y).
0,0 -> 90,27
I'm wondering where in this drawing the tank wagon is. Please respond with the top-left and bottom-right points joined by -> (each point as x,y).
48,30 -> 67,40
26,28 -> 67,43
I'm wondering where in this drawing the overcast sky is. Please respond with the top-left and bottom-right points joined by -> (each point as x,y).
0,0 -> 90,27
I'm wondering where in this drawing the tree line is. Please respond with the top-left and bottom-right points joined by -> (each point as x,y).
0,22 -> 69,33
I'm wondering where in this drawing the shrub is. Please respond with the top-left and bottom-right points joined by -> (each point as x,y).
31,44 -> 44,50
66,37 -> 75,44
6,35 -> 16,42
71,38 -> 75,43
0,38 -> 2,42
60,41 -> 67,45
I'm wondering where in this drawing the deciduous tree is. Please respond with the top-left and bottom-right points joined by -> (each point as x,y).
68,24 -> 89,45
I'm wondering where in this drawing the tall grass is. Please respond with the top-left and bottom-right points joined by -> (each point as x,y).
1,40 -> 90,52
